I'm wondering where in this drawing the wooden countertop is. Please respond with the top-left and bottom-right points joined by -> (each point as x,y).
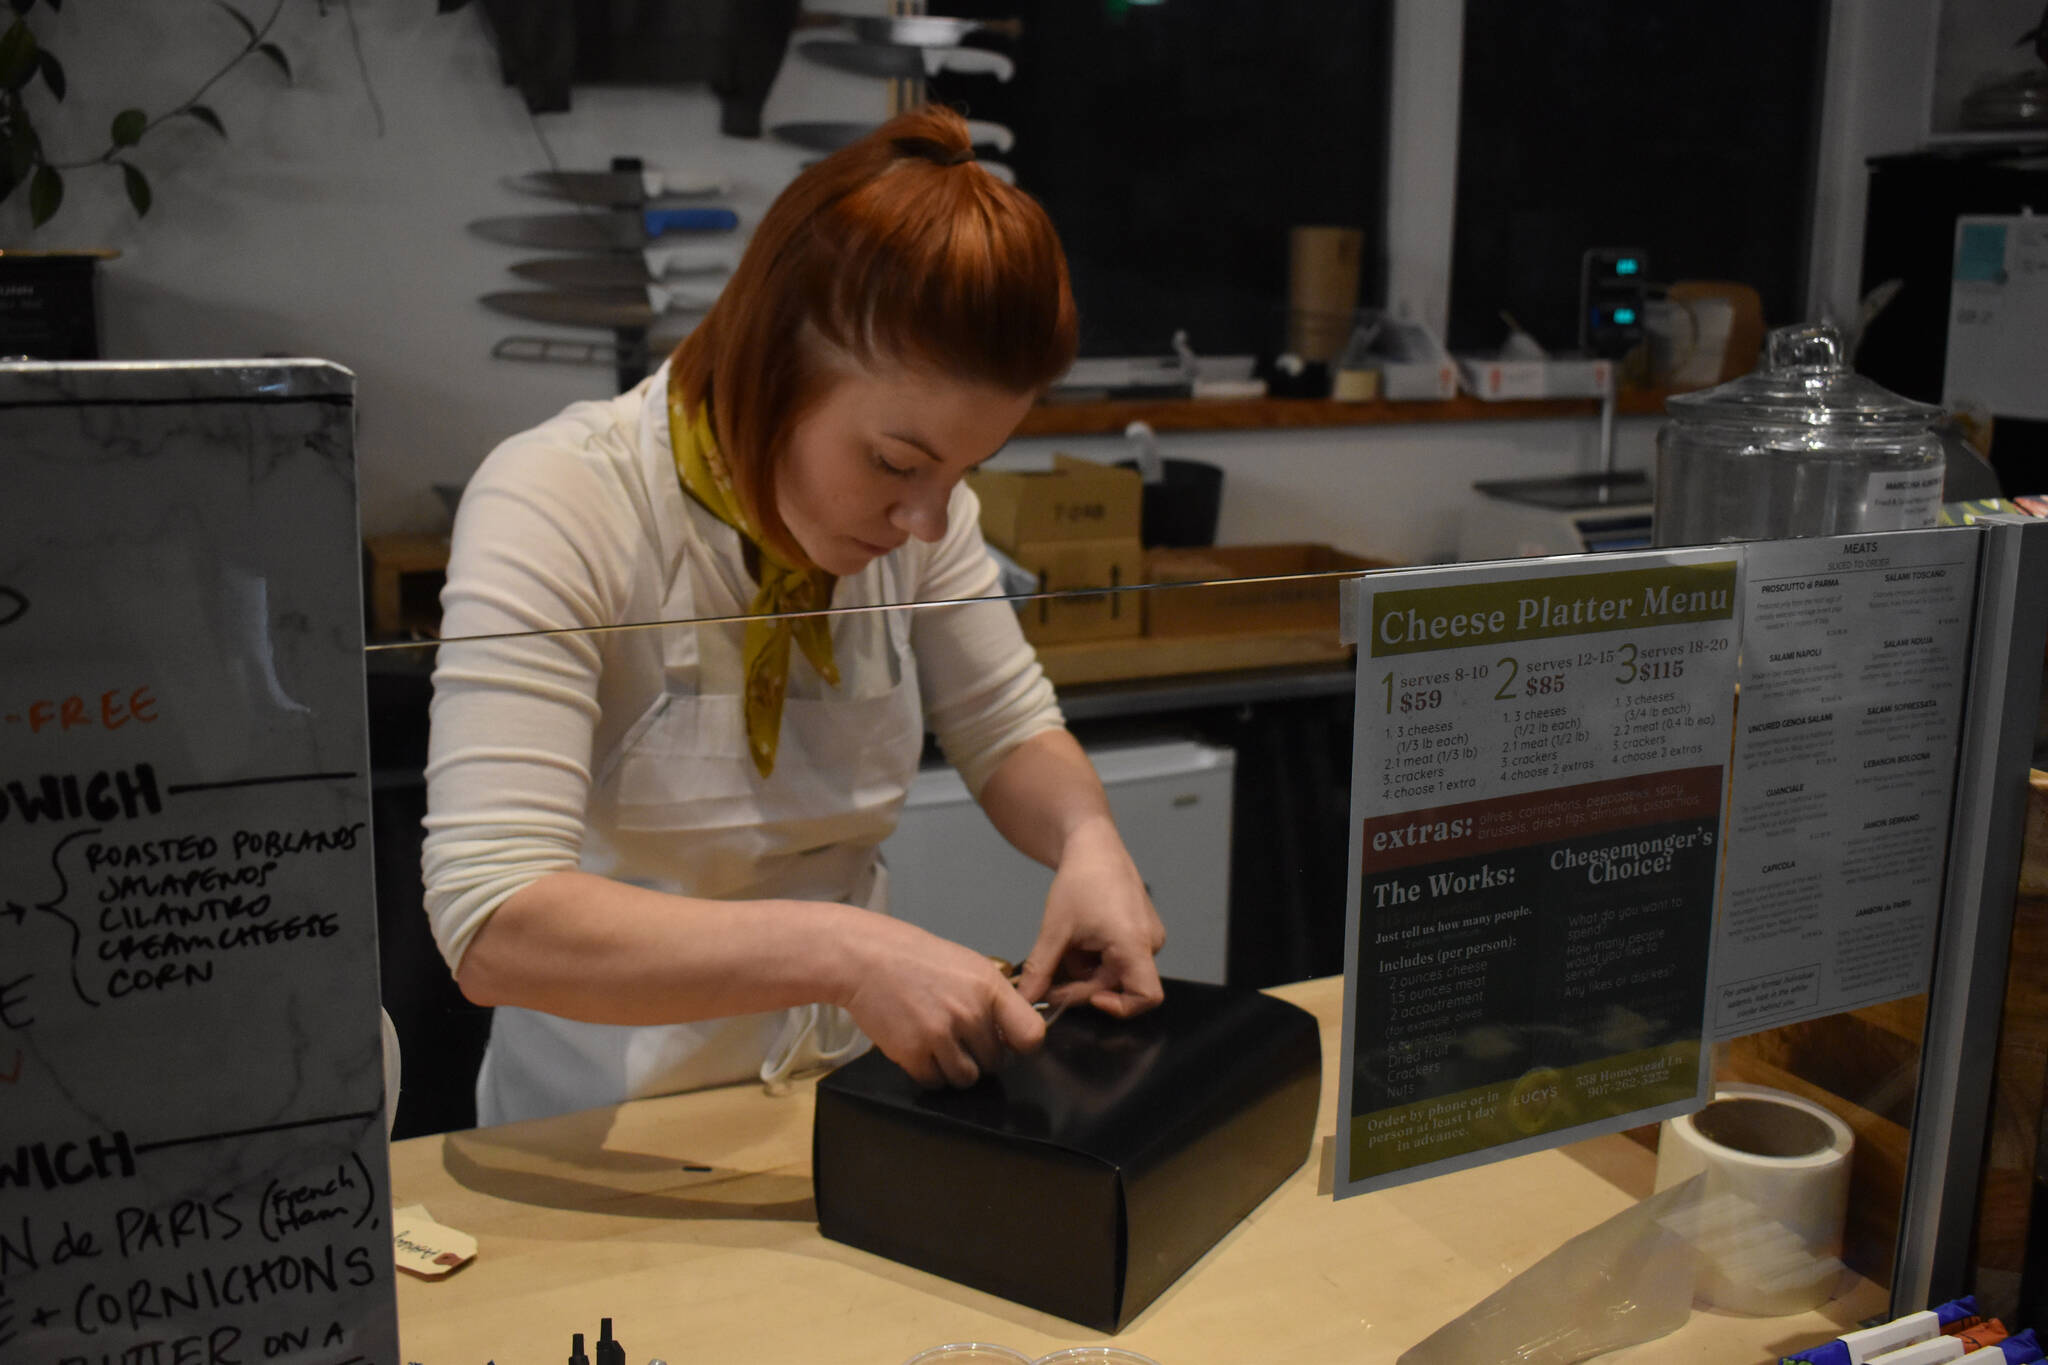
388,977 -> 1885,1365
1014,388 -> 1674,438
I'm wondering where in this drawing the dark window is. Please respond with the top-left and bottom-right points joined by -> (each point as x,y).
1446,2 -> 1829,354
929,0 -> 1394,358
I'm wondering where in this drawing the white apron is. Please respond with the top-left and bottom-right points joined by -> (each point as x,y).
474,388 -> 926,1127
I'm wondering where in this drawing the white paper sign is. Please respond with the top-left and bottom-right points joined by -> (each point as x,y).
1711,529 -> 1978,1039
1944,215 -> 2048,423
1862,468 -> 1947,532
0,362 -> 398,1365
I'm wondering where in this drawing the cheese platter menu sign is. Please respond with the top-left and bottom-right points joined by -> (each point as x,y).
1336,550 -> 1741,1197
0,362 -> 398,1364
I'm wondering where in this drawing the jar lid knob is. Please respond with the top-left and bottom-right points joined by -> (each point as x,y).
1765,323 -> 1846,374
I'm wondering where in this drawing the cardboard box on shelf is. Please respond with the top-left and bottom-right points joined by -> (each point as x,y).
971,454 -> 1141,549
362,533 -> 450,640
1144,542 -> 1395,638
1457,355 -> 1613,401
1373,316 -> 1459,401
1008,537 -> 1145,645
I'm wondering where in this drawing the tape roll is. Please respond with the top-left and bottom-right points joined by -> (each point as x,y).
1652,1083 -> 1854,1316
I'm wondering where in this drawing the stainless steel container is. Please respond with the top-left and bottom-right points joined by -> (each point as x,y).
1653,324 -> 1946,546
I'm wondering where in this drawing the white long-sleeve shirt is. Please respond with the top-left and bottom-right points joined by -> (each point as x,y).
421,366 -> 1062,973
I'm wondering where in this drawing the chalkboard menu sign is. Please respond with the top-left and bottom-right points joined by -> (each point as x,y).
0,361 -> 398,1365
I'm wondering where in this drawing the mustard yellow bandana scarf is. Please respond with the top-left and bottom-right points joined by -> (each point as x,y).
666,371 -> 839,777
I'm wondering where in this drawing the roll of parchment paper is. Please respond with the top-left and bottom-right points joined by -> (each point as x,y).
1653,1083 -> 1854,1316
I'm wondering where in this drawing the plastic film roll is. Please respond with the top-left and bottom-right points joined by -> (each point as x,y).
1652,1082 -> 1855,1316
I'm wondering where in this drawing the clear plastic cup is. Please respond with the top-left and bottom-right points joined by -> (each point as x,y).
1033,1350 -> 1165,1365
902,1345 -> 1034,1365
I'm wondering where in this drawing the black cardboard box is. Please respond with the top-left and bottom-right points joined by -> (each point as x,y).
813,979 -> 1322,1332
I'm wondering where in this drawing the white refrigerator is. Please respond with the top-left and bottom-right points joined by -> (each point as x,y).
880,738 -> 1236,984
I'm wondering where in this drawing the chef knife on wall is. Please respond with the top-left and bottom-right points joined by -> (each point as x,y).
504,170 -> 730,206
803,11 -> 1023,47
798,41 -> 1015,82
509,246 -> 734,294
468,207 -> 741,252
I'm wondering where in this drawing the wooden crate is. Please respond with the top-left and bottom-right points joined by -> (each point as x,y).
1034,627 -> 1353,688
1143,543 -> 1394,638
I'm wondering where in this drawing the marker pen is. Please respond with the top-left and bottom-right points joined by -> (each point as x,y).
1961,1328 -> 2043,1364
1785,1301 -> 2000,1365
1950,1320 -> 2010,1353
1862,1335 -> 1965,1365
1840,1311 -> 1946,1363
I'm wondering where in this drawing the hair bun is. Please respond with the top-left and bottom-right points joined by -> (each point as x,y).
891,135 -> 974,167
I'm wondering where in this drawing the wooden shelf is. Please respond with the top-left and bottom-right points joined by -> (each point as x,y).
1015,387 -> 1675,437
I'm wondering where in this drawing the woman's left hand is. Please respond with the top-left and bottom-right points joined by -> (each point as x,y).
1013,816 -> 1167,1018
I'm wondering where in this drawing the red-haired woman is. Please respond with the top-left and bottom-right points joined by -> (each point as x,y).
423,108 -> 1167,1125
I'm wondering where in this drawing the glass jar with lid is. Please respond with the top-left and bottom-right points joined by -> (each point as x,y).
1652,323 -> 1946,547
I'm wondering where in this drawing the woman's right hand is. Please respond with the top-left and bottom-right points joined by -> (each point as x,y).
835,909 -> 1046,1087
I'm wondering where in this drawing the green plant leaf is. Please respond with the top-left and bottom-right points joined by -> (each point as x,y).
35,48 -> 60,100
256,42 -> 290,82
120,161 -> 150,216
183,104 -> 225,137
214,1 -> 256,42
110,107 -> 145,147
0,19 -> 37,91
28,160 -> 59,225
